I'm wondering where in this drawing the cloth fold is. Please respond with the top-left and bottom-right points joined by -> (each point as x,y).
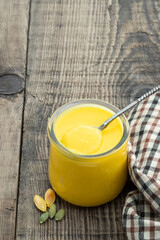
123,91 -> 160,240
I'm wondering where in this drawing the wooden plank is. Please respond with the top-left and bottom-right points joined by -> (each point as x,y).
16,0 -> 160,239
0,95 -> 23,239
0,0 -> 29,239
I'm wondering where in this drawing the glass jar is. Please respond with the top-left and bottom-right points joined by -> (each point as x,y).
47,100 -> 130,207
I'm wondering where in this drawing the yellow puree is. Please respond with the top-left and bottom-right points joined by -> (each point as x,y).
55,105 -> 123,155
49,104 -> 128,206
61,126 -> 102,155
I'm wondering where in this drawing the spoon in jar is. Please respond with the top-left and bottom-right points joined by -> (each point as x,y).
58,85 -> 160,154
97,85 -> 160,131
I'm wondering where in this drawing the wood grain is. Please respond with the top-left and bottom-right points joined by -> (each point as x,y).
16,0 -> 160,239
0,0 -> 29,239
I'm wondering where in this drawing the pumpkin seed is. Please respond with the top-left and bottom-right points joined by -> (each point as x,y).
40,211 -> 49,224
49,204 -> 56,218
45,188 -> 56,207
55,209 -> 65,221
34,195 -> 47,212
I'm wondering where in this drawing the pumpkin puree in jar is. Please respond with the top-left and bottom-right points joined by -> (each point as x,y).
48,103 -> 128,207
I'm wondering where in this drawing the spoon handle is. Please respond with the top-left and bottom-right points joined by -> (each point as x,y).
99,85 -> 160,131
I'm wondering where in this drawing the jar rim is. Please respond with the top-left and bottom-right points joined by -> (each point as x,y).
47,99 -> 130,159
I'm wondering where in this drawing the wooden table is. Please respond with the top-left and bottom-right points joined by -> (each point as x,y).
0,1 -> 159,239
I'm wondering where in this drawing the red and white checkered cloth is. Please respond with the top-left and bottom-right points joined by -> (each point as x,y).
123,91 -> 160,240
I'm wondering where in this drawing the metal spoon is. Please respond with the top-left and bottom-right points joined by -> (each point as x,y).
98,85 -> 160,131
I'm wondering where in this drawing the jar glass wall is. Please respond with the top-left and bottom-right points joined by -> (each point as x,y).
47,100 -> 130,207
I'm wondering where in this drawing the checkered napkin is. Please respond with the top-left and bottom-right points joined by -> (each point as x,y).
122,91 -> 160,240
